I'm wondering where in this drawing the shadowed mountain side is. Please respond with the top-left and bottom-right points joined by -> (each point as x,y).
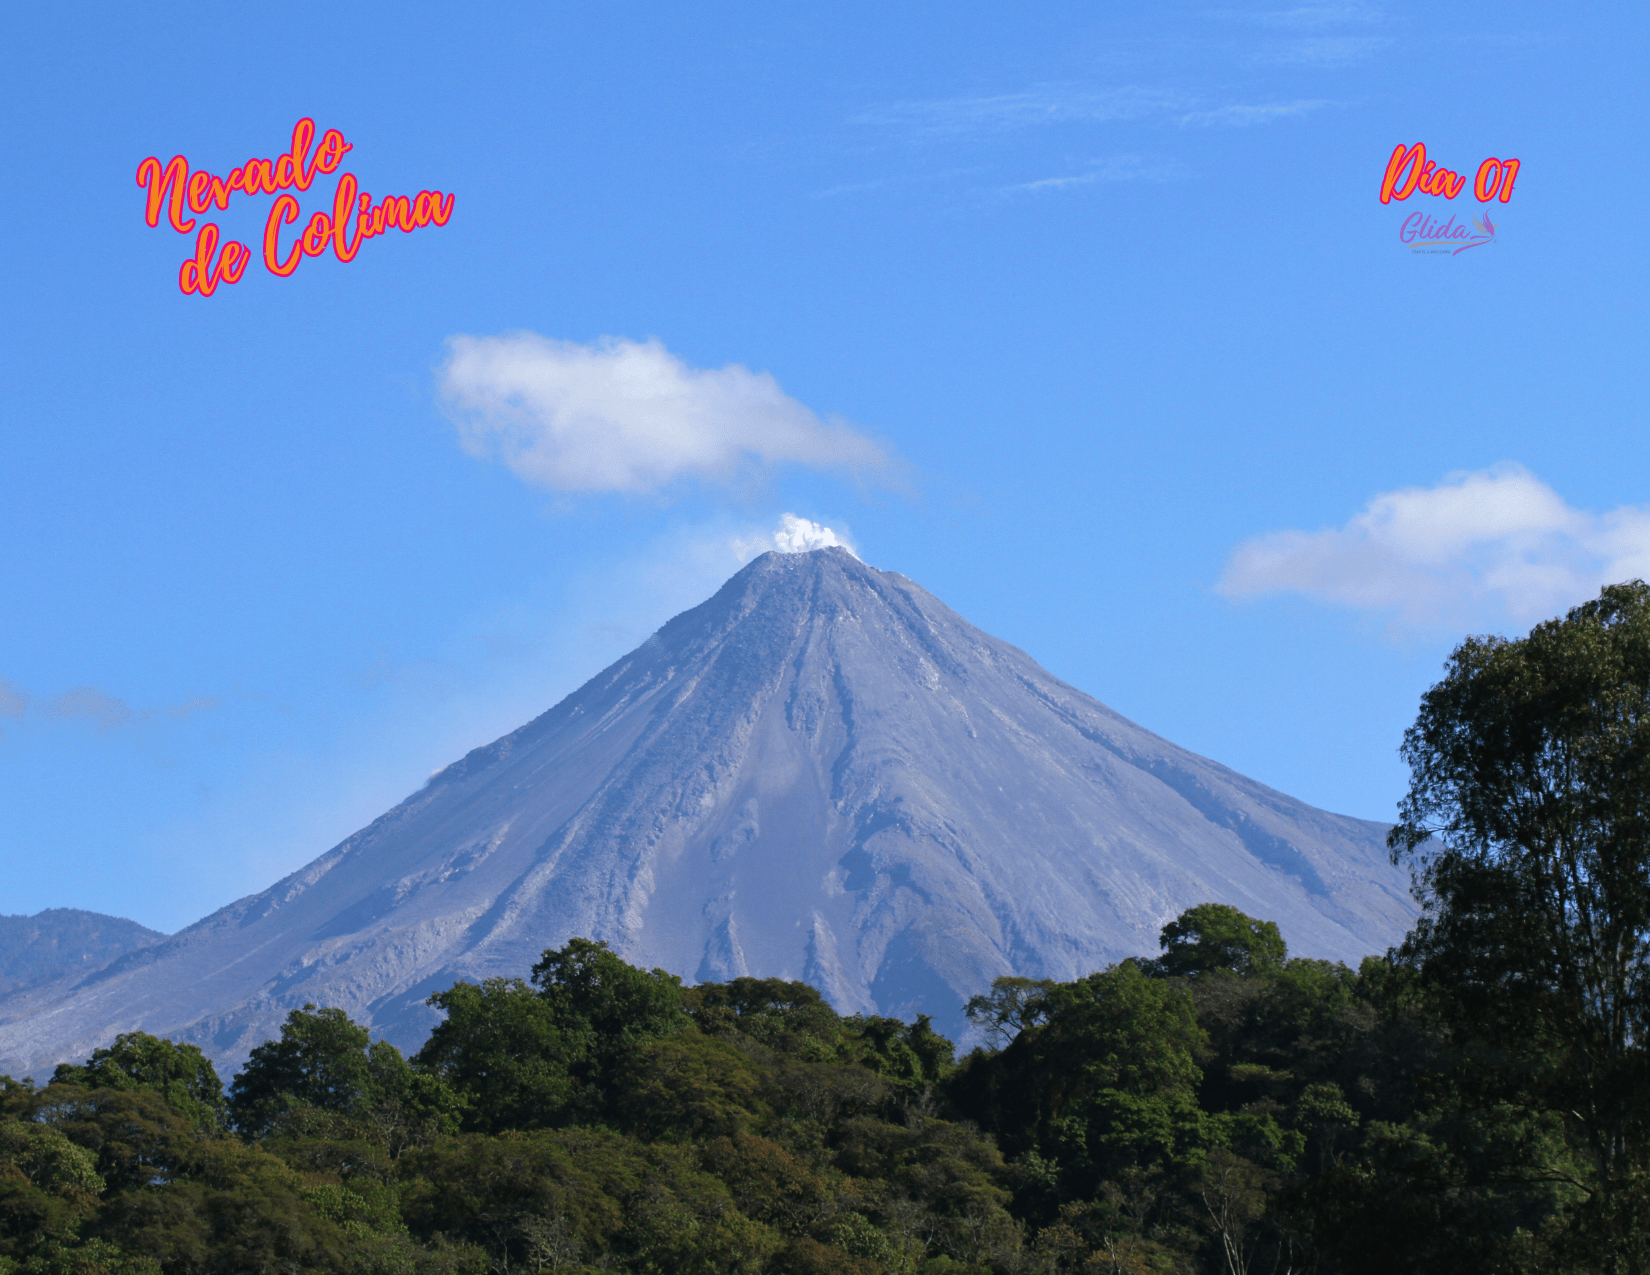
0,549 -> 1415,1077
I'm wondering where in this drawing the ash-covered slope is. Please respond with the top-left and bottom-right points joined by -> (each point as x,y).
0,549 -> 1415,1077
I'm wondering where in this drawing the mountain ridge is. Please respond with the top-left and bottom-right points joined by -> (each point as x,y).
0,909 -> 167,1000
0,548 -> 1414,1077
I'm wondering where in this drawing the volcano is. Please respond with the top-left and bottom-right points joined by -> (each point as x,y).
0,548 -> 1414,1076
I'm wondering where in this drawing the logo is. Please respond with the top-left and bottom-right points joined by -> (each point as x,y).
135,118 -> 456,297
1399,210 -> 1496,255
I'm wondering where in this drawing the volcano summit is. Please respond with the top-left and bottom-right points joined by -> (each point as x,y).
0,548 -> 1414,1075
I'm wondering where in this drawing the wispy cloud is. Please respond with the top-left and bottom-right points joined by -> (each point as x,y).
1179,99 -> 1329,127
858,81 -> 1338,152
47,687 -> 139,730
0,679 -> 27,733
440,333 -> 891,496
854,86 -> 1186,140
1254,4 -> 1384,30
1256,35 -> 1394,65
0,680 -> 218,733
1209,0 -> 1393,65
1218,465 -> 1650,631
1001,154 -> 1189,194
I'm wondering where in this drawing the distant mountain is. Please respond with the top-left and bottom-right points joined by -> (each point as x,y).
0,909 -> 165,998
0,548 -> 1416,1078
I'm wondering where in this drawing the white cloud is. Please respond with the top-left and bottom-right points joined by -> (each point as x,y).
732,514 -> 858,562
439,333 -> 888,495
1218,465 -> 1650,629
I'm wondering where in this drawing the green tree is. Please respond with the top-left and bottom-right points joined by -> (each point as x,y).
529,938 -> 688,1090
52,1032 -> 224,1129
32,1085 -> 200,1194
93,1133 -> 362,1274
610,1033 -> 765,1142
228,1004 -> 454,1146
963,977 -> 1054,1048
228,1005 -> 374,1136
1150,904 -> 1287,979
415,941 -> 692,1134
683,977 -> 843,1058
1390,580 -> 1650,1260
695,1132 -> 832,1232
359,1037 -> 464,1153
0,1118 -> 105,1258
400,1125 -> 772,1272
830,1115 -> 1019,1267
415,977 -> 579,1133
852,1014 -> 955,1089
951,960 -> 1209,1197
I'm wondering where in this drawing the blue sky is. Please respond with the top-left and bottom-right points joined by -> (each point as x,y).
2,2 -> 1645,933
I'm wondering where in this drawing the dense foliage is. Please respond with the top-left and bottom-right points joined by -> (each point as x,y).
0,925 -> 1628,1275
6,583 -> 1650,1273
1387,580 -> 1650,1273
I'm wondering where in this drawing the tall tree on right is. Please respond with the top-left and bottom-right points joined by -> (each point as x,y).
1390,579 -> 1650,1268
